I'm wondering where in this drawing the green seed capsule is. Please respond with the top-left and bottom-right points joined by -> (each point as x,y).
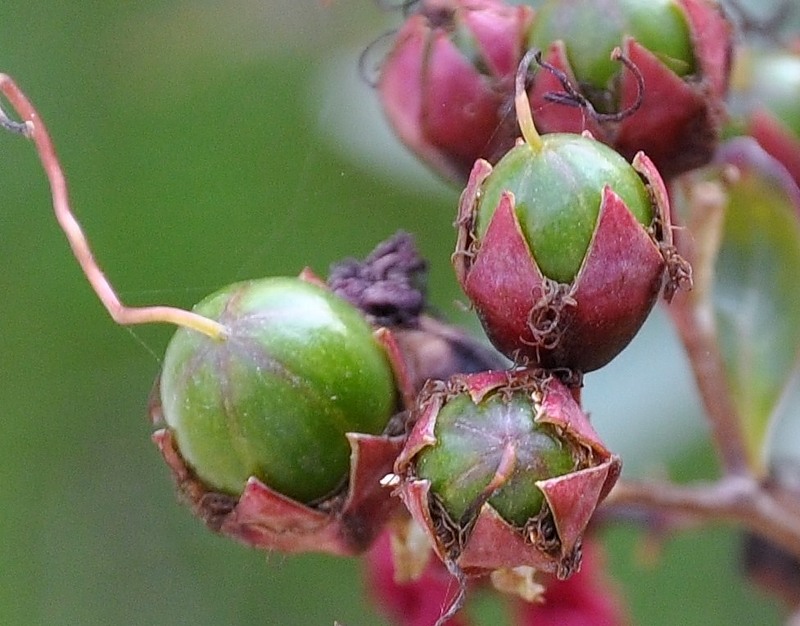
415,390 -> 576,527
159,277 -> 397,503
529,0 -> 696,94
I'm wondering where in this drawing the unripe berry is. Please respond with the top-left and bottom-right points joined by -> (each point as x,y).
526,0 -> 733,178
159,276 -> 397,502
454,133 -> 679,372
415,390 -> 576,526
529,0 -> 696,95
474,133 -> 653,283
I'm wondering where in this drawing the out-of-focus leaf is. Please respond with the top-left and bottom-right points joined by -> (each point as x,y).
712,138 -> 800,473
765,361 -> 800,466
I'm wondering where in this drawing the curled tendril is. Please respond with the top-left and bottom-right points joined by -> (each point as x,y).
536,48 -> 645,123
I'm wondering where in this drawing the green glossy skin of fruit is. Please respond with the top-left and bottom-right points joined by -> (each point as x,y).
159,277 -> 397,503
529,0 -> 695,91
476,133 -> 653,283
415,392 -> 575,527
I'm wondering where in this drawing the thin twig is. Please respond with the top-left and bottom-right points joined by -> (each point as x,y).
668,295 -> 750,475
668,180 -> 750,476
606,476 -> 800,561
0,74 -> 227,340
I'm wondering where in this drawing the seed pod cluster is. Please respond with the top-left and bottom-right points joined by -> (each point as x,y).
377,0 -> 733,183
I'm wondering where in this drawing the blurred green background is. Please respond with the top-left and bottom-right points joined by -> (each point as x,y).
0,1 -> 790,624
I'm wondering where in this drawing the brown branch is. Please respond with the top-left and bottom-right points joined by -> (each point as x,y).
667,179 -> 750,476
605,477 -> 800,561
668,296 -> 750,475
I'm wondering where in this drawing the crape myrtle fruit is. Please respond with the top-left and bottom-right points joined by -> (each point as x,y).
527,0 -> 733,178
390,370 -> 621,622
150,272 -> 411,555
377,0 -> 534,183
157,276 -> 398,503
454,50 -> 691,372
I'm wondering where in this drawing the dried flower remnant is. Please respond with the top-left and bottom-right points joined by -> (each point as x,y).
329,231 -> 508,392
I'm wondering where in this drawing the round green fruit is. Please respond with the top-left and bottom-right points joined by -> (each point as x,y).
159,277 -> 397,503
